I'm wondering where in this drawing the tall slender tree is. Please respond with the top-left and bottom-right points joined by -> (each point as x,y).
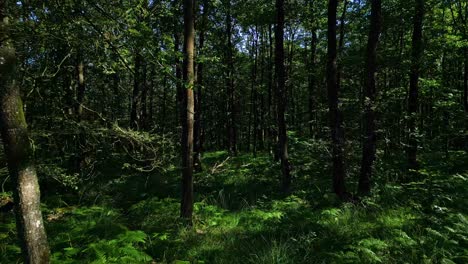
308,30 -> 318,137
327,0 -> 347,199
275,0 -> 292,193
194,0 -> 209,172
180,0 -> 195,223
0,1 -> 50,262
226,0 -> 237,155
130,51 -> 142,129
358,0 -> 382,195
407,0 -> 424,172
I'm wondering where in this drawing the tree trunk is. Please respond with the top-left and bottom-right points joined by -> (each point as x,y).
0,4 -> 50,262
194,0 -> 209,172
112,73 -> 120,121
308,31 -> 318,137
140,61 -> 148,130
252,26 -> 259,155
407,0 -> 424,172
275,0 -> 292,193
75,55 -> 85,121
226,0 -> 237,155
174,32 -> 183,130
327,0 -> 347,199
130,51 -> 142,130
148,66 -> 155,128
464,48 -> 467,112
336,0 -> 348,93
180,0 -> 195,223
268,24 -> 275,155
358,0 -> 382,195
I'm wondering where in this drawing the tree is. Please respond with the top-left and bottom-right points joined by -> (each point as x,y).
327,0 -> 347,199
407,0 -> 424,172
0,1 -> 50,262
358,0 -> 382,195
308,30 -> 318,137
180,0 -> 196,223
194,0 -> 209,172
275,0 -> 292,193
225,0 -> 237,155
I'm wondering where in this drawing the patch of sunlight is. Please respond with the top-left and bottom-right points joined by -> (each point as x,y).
377,208 -> 418,229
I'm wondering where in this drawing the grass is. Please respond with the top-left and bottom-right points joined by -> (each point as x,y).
0,137 -> 467,263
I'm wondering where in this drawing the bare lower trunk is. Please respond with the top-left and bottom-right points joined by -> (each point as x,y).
226,0 -> 237,155
464,48 -> 467,112
407,0 -> 424,172
194,0 -> 209,172
308,31 -> 317,137
181,0 -> 195,223
358,0 -> 382,195
327,0 -> 347,199
275,0 -> 291,193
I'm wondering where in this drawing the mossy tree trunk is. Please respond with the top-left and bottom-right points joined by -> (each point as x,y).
0,2 -> 50,262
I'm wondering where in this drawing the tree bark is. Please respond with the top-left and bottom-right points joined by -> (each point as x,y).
0,3 -> 50,262
327,0 -> 347,199
75,55 -> 85,121
336,0 -> 348,93
275,0 -> 292,193
464,48 -> 467,112
226,0 -> 237,155
358,0 -> 382,195
308,31 -> 318,137
130,51 -> 142,130
174,32 -> 183,129
180,0 -> 195,223
407,0 -> 424,172
140,60 -> 148,130
251,26 -> 259,155
194,0 -> 209,172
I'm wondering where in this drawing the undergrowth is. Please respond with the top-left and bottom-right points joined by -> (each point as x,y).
0,137 -> 467,263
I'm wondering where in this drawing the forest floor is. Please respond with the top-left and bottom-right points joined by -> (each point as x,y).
1,136 -> 468,263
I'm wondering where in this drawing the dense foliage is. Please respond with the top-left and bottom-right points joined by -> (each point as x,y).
0,0 -> 467,263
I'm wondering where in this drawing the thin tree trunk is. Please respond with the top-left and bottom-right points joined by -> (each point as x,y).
140,61 -> 148,130
358,0 -> 382,195
75,55 -> 85,121
180,0 -> 195,223
464,48 -> 468,112
226,0 -> 237,155
337,0 -> 348,92
161,75 -> 168,134
130,51 -> 142,130
327,0 -> 347,199
252,26 -> 259,155
287,29 -> 296,128
0,4 -> 50,262
194,0 -> 209,172
268,24 -> 275,155
148,66 -> 155,128
258,26 -> 266,150
308,31 -> 318,137
407,0 -> 424,172
73,52 -> 86,174
111,73 -> 120,121
275,0 -> 292,193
